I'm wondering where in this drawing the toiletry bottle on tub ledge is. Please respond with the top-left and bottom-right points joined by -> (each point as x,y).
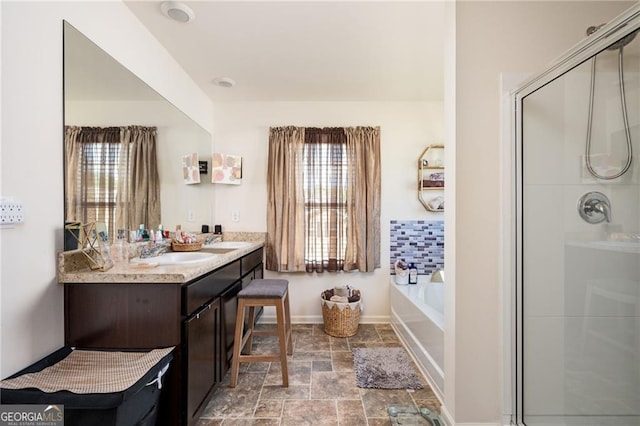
408,263 -> 418,284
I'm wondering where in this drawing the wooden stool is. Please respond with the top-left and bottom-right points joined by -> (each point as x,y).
229,279 -> 293,387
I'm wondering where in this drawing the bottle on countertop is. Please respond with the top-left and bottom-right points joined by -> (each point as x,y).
111,229 -> 128,264
408,262 -> 418,284
97,231 -> 114,269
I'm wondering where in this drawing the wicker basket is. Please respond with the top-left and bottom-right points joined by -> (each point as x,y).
171,240 -> 203,252
321,289 -> 361,337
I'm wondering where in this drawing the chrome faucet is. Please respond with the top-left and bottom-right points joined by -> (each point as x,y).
578,192 -> 611,224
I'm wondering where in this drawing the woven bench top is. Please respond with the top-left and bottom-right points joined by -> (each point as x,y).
0,347 -> 173,394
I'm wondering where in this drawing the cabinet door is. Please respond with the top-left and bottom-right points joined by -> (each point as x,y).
184,298 -> 220,425
220,280 -> 243,373
253,264 -> 263,280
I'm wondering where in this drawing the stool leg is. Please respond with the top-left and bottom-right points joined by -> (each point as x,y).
275,297 -> 289,387
284,290 -> 293,355
245,306 -> 256,355
230,298 -> 247,388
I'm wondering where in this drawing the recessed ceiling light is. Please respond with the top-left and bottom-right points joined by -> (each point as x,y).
160,1 -> 195,23
212,77 -> 236,88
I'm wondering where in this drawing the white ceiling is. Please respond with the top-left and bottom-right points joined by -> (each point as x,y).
123,1 -> 445,102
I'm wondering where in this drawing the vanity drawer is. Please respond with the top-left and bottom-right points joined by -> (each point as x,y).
183,260 -> 240,315
241,248 -> 263,276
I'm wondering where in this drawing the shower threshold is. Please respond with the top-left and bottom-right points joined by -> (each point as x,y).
388,405 -> 443,425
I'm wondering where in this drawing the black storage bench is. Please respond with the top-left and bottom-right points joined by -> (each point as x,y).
0,346 -> 173,426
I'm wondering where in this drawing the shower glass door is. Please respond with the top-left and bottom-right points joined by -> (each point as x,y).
516,9 -> 640,426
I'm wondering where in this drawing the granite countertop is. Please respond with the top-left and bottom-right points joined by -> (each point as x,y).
57,232 -> 265,284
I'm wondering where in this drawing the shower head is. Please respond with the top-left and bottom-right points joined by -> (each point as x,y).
608,30 -> 638,50
587,23 -> 639,50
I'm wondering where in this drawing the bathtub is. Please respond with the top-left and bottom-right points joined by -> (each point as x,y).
390,275 -> 444,398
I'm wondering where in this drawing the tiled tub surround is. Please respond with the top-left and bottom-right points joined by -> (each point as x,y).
390,220 -> 444,275
390,275 -> 445,399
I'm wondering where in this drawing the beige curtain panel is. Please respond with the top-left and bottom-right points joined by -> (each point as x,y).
119,126 -> 161,232
344,126 -> 381,272
266,126 -> 307,272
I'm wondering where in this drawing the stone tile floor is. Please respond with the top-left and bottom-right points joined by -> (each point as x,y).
197,323 -> 441,425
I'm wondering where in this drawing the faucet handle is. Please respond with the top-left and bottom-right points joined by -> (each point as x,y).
578,191 -> 611,224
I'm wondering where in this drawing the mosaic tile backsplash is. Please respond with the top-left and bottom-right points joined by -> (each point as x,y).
390,220 -> 444,275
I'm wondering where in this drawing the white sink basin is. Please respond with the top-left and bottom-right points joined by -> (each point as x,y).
131,252 -> 218,265
202,241 -> 254,249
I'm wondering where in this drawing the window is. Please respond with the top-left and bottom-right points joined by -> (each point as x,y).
78,141 -> 121,240
303,129 -> 348,272
266,126 -> 381,273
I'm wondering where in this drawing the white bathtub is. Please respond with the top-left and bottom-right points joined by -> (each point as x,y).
390,275 -> 444,398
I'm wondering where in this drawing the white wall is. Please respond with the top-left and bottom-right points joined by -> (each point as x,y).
0,1 -> 213,378
211,101 -> 444,322
451,1 -> 635,425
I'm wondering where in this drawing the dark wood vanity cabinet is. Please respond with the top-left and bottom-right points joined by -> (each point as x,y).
63,247 -> 263,426
184,298 -> 220,422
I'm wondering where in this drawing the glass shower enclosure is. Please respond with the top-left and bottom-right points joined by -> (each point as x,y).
513,5 -> 640,426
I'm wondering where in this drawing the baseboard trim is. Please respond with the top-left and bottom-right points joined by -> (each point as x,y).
437,406 -> 503,426
449,423 -> 502,426
440,406 -> 454,425
259,314 -> 390,324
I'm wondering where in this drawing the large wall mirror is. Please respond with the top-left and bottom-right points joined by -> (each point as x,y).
63,22 -> 212,248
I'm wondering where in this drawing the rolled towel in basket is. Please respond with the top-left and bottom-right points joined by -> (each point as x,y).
330,295 -> 349,303
334,285 -> 348,297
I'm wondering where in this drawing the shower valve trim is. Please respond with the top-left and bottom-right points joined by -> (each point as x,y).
578,191 -> 611,224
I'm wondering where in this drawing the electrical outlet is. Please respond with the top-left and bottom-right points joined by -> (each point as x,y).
187,210 -> 195,222
0,197 -> 24,225
231,210 -> 240,222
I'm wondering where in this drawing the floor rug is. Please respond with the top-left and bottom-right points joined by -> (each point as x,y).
353,347 -> 424,390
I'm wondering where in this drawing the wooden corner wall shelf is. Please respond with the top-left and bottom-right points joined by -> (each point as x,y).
418,145 -> 444,212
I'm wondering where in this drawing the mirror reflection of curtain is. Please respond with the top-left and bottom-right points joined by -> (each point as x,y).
119,126 -> 161,234
64,126 -> 160,241
266,126 -> 380,273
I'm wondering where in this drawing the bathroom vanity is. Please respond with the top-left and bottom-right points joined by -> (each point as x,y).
58,239 -> 264,426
